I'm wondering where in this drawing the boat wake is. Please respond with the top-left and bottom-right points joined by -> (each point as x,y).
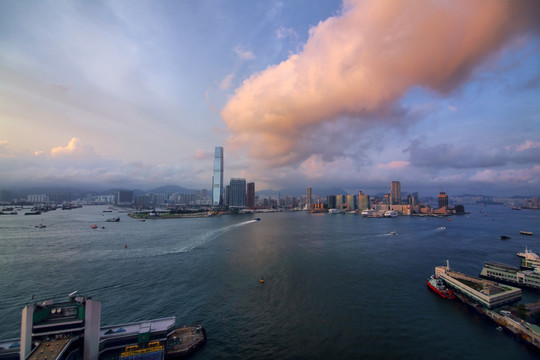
435,226 -> 446,231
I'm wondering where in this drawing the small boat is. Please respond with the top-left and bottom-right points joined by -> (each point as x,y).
165,325 -> 206,358
520,231 -> 533,236
500,235 -> 511,240
106,217 -> 120,222
436,226 -> 446,231
35,223 -> 46,228
24,211 -> 41,215
91,224 -> 98,229
255,218 -> 261,221
427,275 -> 455,299
389,231 -> 397,235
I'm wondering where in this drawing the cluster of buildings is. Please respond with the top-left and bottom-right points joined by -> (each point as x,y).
0,145 -> 539,212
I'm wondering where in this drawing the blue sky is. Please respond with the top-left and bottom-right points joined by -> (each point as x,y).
1,0 -> 539,196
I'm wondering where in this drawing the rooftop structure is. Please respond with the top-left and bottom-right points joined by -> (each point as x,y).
436,262 -> 521,308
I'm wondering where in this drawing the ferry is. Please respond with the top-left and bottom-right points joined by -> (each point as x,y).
520,230 -> 533,236
517,247 -> 540,270
0,293 -> 206,360
480,262 -> 540,290
384,210 -> 398,218
427,275 -> 455,299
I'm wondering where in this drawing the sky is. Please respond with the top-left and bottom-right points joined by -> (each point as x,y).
1,0 -> 540,197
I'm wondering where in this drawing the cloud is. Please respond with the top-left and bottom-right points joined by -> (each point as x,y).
193,149 -> 212,160
0,141 -> 14,158
50,138 -> 96,159
514,140 -> 540,152
220,73 -> 235,90
471,166 -> 540,184
221,0 -> 540,168
233,46 -> 255,60
404,139 -> 540,169
276,26 -> 298,40
377,161 -> 410,170
448,106 -> 458,112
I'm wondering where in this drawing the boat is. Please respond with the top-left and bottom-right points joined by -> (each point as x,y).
500,235 -> 511,240
328,209 -> 345,214
427,275 -> 455,299
520,231 -> 533,236
35,223 -> 46,228
24,211 -> 41,215
384,210 -> 398,217
436,226 -> 446,231
389,231 -> 397,235
164,325 -> 206,359
106,217 -> 120,222
512,207 -> 521,210
255,218 -> 261,221
91,224 -> 98,229
361,209 -> 375,217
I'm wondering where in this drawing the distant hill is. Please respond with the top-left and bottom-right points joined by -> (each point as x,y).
146,185 -> 195,194
256,187 -> 349,198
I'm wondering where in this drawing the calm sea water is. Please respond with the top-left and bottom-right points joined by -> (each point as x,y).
1,205 -> 540,359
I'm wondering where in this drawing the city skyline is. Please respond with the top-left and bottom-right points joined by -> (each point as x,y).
1,1 -> 540,196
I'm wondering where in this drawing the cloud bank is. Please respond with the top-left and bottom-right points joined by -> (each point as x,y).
221,0 -> 540,168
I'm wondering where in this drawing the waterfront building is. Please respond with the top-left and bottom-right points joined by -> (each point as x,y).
435,262 -> 521,308
306,187 -> 312,207
438,192 -> 449,209
229,178 -> 246,208
336,195 -> 345,209
480,262 -> 540,289
346,194 -> 357,211
212,146 -> 224,207
391,181 -> 401,205
247,182 -> 255,208
327,195 -> 337,209
358,191 -> 370,210
224,185 -> 230,206
117,190 -> 133,206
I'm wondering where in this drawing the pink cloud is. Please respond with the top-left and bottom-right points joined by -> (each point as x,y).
377,161 -> 410,169
221,0 -> 540,168
471,166 -> 540,184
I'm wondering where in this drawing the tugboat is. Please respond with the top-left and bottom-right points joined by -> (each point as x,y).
427,275 -> 455,299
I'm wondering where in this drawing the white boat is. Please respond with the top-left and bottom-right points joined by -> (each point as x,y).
383,210 -> 398,217
328,209 -> 345,214
361,209 -> 374,217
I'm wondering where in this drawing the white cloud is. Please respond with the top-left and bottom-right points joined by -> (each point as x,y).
233,46 -> 255,60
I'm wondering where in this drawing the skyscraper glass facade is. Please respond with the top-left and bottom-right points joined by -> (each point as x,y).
212,146 -> 224,206
229,178 -> 246,208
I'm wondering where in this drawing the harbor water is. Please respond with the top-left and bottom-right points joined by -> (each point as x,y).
1,205 -> 540,359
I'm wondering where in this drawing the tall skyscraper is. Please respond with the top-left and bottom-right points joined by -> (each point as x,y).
306,187 -> 312,205
346,194 -> 357,211
247,182 -> 255,208
391,181 -> 401,205
212,146 -> 224,207
229,178 -> 246,208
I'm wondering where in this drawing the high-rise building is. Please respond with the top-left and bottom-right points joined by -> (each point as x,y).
117,190 -> 133,206
306,187 -> 312,205
327,195 -> 337,209
358,191 -> 370,210
346,194 -> 357,211
438,192 -> 449,209
391,181 -> 401,205
229,178 -> 246,208
336,194 -> 345,209
247,182 -> 255,208
212,146 -> 224,207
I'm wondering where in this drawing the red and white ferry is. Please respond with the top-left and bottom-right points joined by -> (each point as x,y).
427,275 -> 455,299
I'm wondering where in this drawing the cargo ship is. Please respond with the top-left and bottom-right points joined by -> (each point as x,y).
427,275 -> 455,299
